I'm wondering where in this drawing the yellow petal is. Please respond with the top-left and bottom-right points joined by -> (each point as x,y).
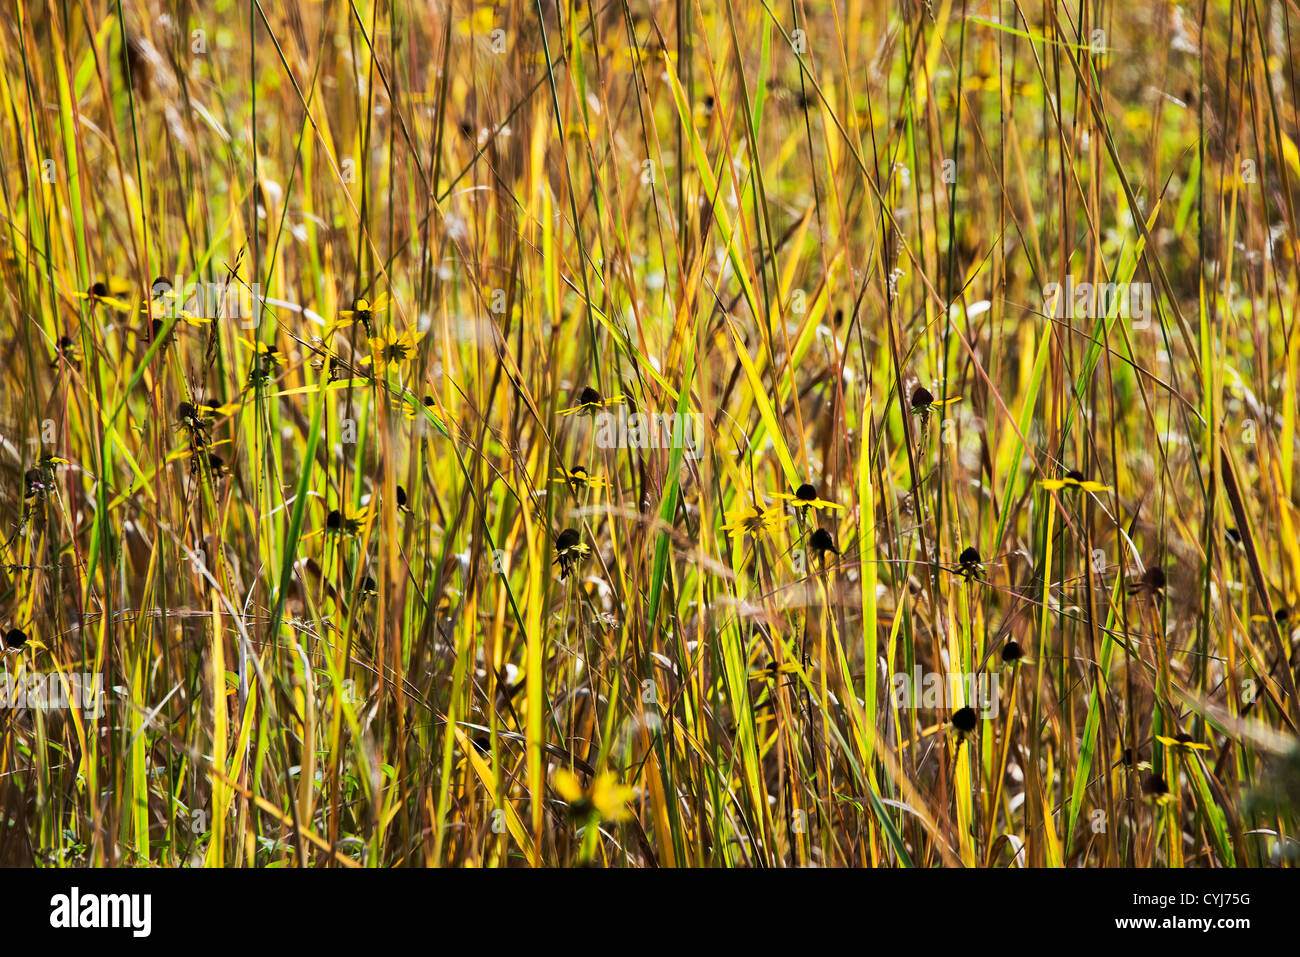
554,768 -> 583,803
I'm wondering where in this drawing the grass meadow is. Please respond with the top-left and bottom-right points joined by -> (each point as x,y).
1,0 -> 1299,869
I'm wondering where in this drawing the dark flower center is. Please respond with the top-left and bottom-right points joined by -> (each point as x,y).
809,528 -> 837,554
1143,773 -> 1169,796
952,706 -> 978,732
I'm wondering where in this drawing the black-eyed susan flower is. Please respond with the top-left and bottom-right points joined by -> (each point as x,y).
1155,732 -> 1211,753
554,527 -> 590,580
148,275 -> 174,300
240,340 -> 281,384
395,485 -> 410,512
145,279 -> 207,327
554,465 -> 609,493
910,385 -> 960,419
558,385 -> 624,416
177,400 -> 206,422
398,394 -> 450,434
1251,606 -> 1292,628
333,294 -> 389,337
1000,639 -> 1026,664
775,482 -> 844,512
367,324 -> 425,369
176,405 -> 212,449
951,705 -> 979,741
173,306 -> 211,329
1039,469 -> 1111,493
1128,564 -> 1166,597
808,527 -> 838,557
76,279 -> 133,313
748,659 -> 800,682
203,398 -> 239,417
1142,772 -> 1172,801
3,627 -> 28,651
177,399 -> 236,447
50,334 -> 81,368
400,393 -> 427,418
956,545 -> 982,581
358,575 -> 378,599
720,502 -> 788,539
325,508 -> 367,537
553,768 -> 635,823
